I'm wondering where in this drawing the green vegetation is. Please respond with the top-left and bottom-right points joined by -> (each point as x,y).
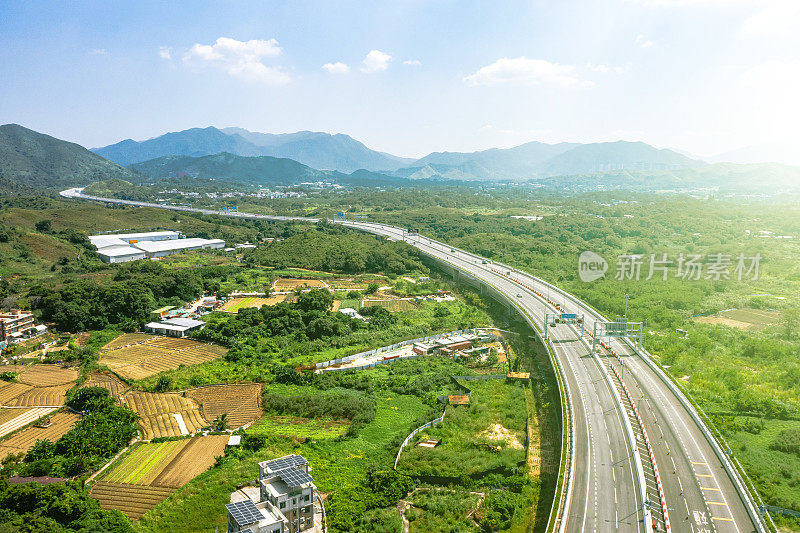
6,387 -> 138,478
0,479 -> 134,532
0,123 -> 140,195
245,223 -> 426,275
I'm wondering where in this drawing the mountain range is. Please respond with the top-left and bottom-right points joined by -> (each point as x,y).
93,126 -> 703,180
3,122 -> 799,195
94,126 -> 413,173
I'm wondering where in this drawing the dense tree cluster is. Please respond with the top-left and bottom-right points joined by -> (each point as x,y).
0,480 -> 134,533
7,388 -> 138,478
246,224 -> 425,275
32,262 -> 233,331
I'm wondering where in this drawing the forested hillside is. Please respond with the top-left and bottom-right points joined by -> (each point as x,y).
0,124 -> 139,193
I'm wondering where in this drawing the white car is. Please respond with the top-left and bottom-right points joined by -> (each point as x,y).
516,293 -> 523,298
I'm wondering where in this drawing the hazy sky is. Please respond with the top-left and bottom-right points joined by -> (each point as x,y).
1,0 -> 798,158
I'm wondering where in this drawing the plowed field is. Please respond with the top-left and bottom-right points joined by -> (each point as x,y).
272,278 -> 328,291
6,384 -> 72,407
82,371 -> 129,397
90,481 -> 175,519
0,382 -> 32,405
186,383 -> 262,428
18,364 -> 78,386
0,407 -> 58,438
0,410 -> 80,460
122,392 -> 208,440
99,336 -> 227,381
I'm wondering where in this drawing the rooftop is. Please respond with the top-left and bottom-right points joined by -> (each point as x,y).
89,231 -> 180,241
260,454 -> 308,474
133,238 -> 225,253
97,246 -> 146,258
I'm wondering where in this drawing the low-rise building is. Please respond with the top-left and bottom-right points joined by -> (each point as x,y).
338,308 -> 365,321
227,455 -> 317,533
0,310 -> 36,342
259,455 -> 316,533
144,317 -> 205,337
226,499 -> 287,533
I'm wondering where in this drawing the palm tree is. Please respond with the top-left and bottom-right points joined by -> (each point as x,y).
212,413 -> 229,431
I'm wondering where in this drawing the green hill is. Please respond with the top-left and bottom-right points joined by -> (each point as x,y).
0,123 -> 140,193
128,152 -> 329,185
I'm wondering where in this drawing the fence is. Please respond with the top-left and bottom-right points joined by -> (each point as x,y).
394,408 -> 446,470
315,329 -> 475,372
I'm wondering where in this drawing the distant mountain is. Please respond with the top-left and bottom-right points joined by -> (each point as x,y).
536,141 -> 702,175
129,152 -> 329,185
413,141 -> 580,178
93,127 -> 263,167
710,143 -> 800,166
399,140 -> 701,180
0,123 -> 139,192
94,126 -> 414,173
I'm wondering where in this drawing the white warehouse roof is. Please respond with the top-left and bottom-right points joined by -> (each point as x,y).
89,231 -> 180,242
133,238 -> 225,253
98,245 -> 148,258
89,237 -> 130,249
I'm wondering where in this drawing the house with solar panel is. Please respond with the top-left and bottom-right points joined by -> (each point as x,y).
226,454 -> 317,533
259,455 -> 316,533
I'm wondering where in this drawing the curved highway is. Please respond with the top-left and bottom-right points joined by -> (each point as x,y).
61,188 -> 765,533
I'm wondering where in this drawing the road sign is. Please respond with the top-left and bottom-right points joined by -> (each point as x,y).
561,313 -> 577,320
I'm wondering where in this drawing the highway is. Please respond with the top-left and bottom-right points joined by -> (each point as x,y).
61,188 -> 765,532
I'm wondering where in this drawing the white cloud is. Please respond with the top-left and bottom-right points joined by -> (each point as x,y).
464,57 -> 584,87
626,0 -> 756,6
183,37 -> 289,85
741,1 -> 800,37
361,50 -> 392,73
587,63 -> 610,73
158,46 -> 172,60
403,59 -> 422,66
636,34 -> 654,48
322,62 -> 350,74
90,49 -> 108,56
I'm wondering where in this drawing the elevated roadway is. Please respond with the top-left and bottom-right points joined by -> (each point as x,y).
61,188 -> 765,532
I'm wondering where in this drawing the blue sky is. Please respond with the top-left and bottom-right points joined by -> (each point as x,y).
1,0 -> 798,158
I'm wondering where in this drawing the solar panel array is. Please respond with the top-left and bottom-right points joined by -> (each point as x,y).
276,467 -> 314,487
265,454 -> 308,472
226,500 -> 262,526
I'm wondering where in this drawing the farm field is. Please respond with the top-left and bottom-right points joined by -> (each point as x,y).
102,332 -> 155,350
0,382 -> 33,405
96,435 -> 229,519
99,335 -> 227,381
17,364 -> 78,386
248,415 -> 349,440
90,481 -> 176,520
0,407 -> 57,438
219,295 -> 287,313
0,410 -> 81,460
272,277 -> 328,291
82,371 -> 129,397
362,298 -> 416,312
185,383 -> 262,428
5,384 -> 72,407
694,307 -> 782,331
122,391 -> 208,440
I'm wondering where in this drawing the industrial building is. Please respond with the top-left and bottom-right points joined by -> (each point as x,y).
144,317 -> 205,337
131,238 -> 225,258
89,231 -> 225,263
226,454 -> 317,533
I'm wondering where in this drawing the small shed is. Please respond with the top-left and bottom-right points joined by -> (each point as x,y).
448,395 -> 470,406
